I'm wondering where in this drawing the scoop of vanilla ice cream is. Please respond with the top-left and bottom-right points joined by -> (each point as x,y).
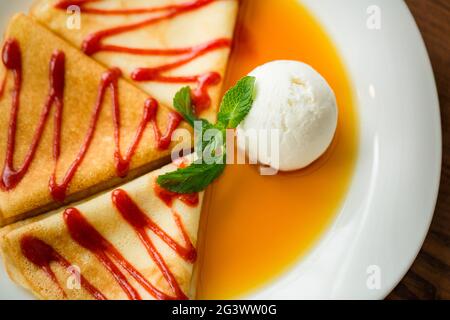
237,60 -> 338,171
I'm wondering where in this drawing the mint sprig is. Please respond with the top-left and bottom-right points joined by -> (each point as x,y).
157,161 -> 226,193
157,76 -> 256,193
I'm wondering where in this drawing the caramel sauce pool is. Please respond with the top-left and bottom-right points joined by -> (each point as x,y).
195,0 -> 358,299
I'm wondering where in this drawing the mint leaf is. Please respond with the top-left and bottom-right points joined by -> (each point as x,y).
173,86 -> 195,127
157,161 -> 226,193
158,76 -> 256,194
217,76 -> 256,129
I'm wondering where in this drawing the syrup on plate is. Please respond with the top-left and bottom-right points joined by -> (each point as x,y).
196,0 -> 359,299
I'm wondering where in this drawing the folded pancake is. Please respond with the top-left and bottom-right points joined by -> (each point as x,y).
1,159 -> 202,300
0,14 -> 191,226
31,0 -> 239,122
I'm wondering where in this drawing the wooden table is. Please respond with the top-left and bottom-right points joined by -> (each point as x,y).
387,0 -> 450,300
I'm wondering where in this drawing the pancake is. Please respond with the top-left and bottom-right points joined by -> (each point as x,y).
0,159 -> 202,300
31,0 -> 239,122
0,14 -> 191,226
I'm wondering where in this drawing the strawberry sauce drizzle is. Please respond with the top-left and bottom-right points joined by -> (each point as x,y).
154,182 -> 199,208
19,175 -> 199,300
0,72 -> 6,98
0,39 -> 181,201
19,179 -> 199,299
0,40 -> 66,193
64,207 -> 175,300
20,236 -> 106,300
21,185 -> 198,300
61,185 -> 199,300
56,0 -> 209,15
54,0 -> 230,113
147,99 -> 183,151
112,189 -> 195,298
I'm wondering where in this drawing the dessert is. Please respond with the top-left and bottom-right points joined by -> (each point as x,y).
237,60 -> 338,171
0,0 -> 360,301
0,14 -> 192,226
31,0 -> 239,122
1,160 -> 202,300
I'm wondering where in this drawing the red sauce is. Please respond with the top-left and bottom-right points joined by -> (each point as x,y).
64,208 -> 147,300
0,41 -> 66,192
19,165 -> 199,299
61,187 -> 198,300
112,189 -> 196,297
20,183 -> 199,299
56,0 -> 208,15
0,67 -> 7,98
54,0 -> 229,113
153,157 -> 200,207
20,185 -> 200,300
146,99 -> 183,151
0,39 -> 181,201
154,182 -> 199,208
20,236 -> 106,300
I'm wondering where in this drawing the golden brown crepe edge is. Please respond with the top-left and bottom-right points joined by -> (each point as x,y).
0,14 -> 192,227
28,0 -> 240,123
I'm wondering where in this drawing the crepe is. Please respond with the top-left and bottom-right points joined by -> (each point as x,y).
0,14 -> 191,226
1,159 -> 203,300
31,0 -> 239,122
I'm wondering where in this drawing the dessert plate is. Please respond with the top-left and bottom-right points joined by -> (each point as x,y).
0,0 -> 441,300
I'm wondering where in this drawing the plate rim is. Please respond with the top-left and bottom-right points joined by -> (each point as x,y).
0,0 -> 442,300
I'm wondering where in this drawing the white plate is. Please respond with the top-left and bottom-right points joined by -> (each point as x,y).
0,0 -> 441,300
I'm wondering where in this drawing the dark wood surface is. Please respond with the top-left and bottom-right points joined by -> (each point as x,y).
387,0 -> 450,300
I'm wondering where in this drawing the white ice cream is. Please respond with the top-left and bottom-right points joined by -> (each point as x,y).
237,60 -> 338,171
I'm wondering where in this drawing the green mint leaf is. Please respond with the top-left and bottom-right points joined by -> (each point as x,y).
217,76 -> 256,129
173,86 -> 195,127
157,161 -> 226,193
158,75 -> 256,194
